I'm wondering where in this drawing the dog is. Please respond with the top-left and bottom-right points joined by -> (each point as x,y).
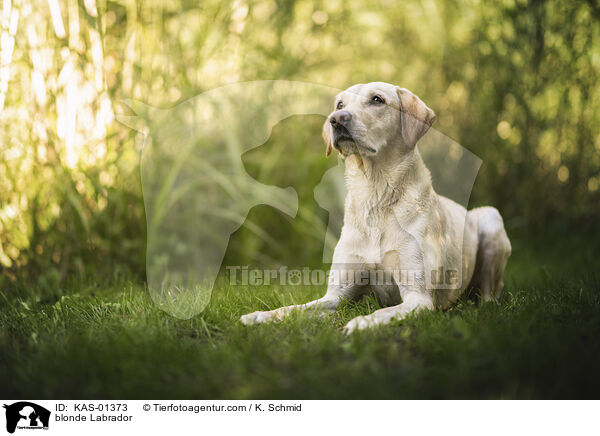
240,82 -> 511,333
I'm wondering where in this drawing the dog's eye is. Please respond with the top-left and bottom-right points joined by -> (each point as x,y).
336,101 -> 344,110
371,95 -> 385,105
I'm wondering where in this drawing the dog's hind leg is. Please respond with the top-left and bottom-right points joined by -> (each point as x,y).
471,207 -> 511,302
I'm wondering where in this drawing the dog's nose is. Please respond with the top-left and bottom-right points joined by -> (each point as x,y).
330,111 -> 352,128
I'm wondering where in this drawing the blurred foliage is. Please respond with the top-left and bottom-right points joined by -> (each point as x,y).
0,0 -> 598,287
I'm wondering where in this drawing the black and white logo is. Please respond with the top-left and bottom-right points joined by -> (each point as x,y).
3,402 -> 50,434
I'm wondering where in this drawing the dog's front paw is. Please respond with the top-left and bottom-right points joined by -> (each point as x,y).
240,310 -> 278,325
343,315 -> 378,334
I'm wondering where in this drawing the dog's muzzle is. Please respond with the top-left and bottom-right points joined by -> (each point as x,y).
332,125 -> 354,147
330,111 -> 355,149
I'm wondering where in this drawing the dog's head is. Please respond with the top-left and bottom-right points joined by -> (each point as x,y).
323,82 -> 436,158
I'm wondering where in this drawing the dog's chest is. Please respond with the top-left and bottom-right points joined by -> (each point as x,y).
346,206 -> 406,266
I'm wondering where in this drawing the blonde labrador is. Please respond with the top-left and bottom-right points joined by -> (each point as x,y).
241,82 -> 511,333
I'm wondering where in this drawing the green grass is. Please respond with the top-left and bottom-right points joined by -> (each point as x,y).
1,231 -> 600,399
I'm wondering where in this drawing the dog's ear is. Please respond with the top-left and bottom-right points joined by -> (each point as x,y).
322,118 -> 334,157
396,87 -> 436,148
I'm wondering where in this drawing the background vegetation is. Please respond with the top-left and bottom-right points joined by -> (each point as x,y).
0,0 -> 599,398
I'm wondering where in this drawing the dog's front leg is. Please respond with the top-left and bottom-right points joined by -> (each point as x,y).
240,266 -> 364,325
240,294 -> 342,325
240,234 -> 367,325
343,291 -> 434,334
